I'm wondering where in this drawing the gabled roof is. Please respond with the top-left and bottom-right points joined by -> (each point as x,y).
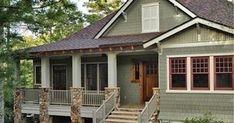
25,0 -> 234,54
94,0 -> 234,38
27,32 -> 162,53
143,18 -> 234,48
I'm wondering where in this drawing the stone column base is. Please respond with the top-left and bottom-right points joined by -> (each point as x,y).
105,87 -> 120,109
70,87 -> 83,123
14,88 -> 23,123
39,88 -> 50,123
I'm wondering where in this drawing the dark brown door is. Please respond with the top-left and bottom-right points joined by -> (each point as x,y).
143,62 -> 158,101
53,65 -> 67,90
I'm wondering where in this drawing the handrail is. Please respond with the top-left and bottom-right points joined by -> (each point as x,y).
22,88 -> 40,104
138,93 -> 157,123
93,91 -> 116,123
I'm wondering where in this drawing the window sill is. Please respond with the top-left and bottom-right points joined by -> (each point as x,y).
166,90 -> 234,94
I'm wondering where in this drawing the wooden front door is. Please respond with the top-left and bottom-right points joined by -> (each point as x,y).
53,65 -> 67,90
143,62 -> 158,101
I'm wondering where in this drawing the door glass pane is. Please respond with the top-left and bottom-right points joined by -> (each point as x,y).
99,63 -> 108,91
86,64 -> 97,90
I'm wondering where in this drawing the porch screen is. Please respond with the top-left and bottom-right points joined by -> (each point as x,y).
169,58 -> 187,89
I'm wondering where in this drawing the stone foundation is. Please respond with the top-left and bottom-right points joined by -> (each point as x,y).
152,88 -> 160,123
105,87 -> 120,109
39,88 -> 50,123
70,88 -> 83,123
14,88 -> 22,123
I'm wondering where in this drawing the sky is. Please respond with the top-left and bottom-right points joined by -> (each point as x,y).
71,0 -> 89,13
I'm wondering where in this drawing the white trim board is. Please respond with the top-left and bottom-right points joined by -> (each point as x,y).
94,0 -> 134,39
169,0 -> 196,18
143,18 -> 234,48
161,40 -> 234,48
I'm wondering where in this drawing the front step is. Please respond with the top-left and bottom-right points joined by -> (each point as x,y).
105,119 -> 138,123
105,108 -> 141,123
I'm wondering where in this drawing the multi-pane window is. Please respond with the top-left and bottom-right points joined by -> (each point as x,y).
131,62 -> 141,83
142,3 -> 159,32
215,56 -> 233,90
35,66 -> 41,85
169,58 -> 187,89
191,57 -> 209,90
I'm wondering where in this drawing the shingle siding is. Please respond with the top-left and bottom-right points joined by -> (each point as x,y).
104,0 -> 190,36
159,45 -> 234,122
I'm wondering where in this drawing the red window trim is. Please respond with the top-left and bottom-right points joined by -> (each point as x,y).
214,55 -> 234,90
169,57 -> 187,90
191,56 -> 210,90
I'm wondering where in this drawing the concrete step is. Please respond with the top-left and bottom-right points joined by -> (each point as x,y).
111,111 -> 139,116
117,108 -> 142,112
105,119 -> 138,123
108,115 -> 138,120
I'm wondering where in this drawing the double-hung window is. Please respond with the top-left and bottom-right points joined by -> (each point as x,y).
191,57 -> 209,90
142,3 -> 159,32
215,56 -> 234,90
169,58 -> 187,90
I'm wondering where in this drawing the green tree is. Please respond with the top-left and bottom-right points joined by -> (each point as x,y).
0,0 -> 84,122
84,0 -> 124,24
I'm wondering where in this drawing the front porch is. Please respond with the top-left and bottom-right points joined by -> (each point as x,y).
15,50 -> 160,123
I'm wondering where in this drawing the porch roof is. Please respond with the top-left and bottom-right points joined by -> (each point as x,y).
25,32 -> 162,53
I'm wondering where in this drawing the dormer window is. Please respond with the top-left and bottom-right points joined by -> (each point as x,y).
142,3 -> 159,33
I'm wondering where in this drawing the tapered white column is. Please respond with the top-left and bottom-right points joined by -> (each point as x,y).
107,53 -> 117,87
41,57 -> 50,88
72,54 -> 82,88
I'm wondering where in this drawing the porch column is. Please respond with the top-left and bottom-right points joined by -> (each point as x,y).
40,57 -> 50,123
71,54 -> 83,123
105,53 -> 120,108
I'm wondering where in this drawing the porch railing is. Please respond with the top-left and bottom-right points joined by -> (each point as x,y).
93,91 -> 116,123
82,91 -> 105,106
22,88 -> 40,104
49,90 -> 71,105
138,93 -> 157,123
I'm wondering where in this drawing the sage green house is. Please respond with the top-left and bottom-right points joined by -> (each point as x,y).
17,0 -> 234,123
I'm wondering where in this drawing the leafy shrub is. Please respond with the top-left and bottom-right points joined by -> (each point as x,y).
184,113 -> 226,123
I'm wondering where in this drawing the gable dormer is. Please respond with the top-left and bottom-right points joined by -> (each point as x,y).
103,0 -> 191,37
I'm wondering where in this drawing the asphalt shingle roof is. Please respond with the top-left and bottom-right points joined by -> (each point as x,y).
26,0 -> 234,53
177,0 -> 234,28
27,32 -> 162,53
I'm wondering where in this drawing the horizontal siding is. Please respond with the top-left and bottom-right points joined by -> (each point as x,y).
104,0 -> 190,36
161,25 -> 234,46
159,45 -> 234,122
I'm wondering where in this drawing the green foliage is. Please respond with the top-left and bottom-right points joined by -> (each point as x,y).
0,0 -> 84,122
84,0 -> 124,23
85,0 -> 124,15
184,113 -> 226,123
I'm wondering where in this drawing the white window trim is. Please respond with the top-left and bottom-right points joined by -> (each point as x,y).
166,53 -> 234,94
34,65 -> 41,85
142,2 -> 159,33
